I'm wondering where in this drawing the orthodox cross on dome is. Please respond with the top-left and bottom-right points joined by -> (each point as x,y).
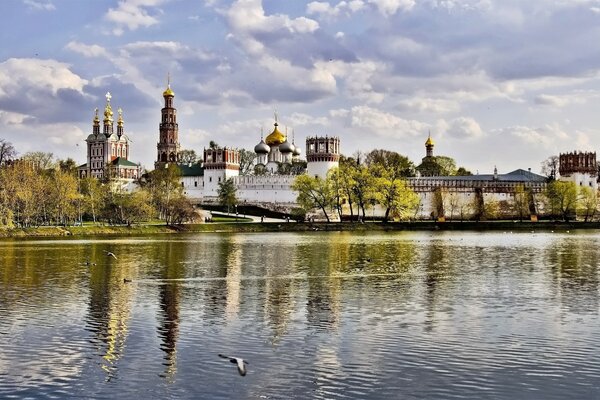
105,92 -> 112,103
167,71 -> 171,87
274,110 -> 278,124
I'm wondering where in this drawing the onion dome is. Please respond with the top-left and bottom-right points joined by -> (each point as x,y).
425,134 -> 434,146
93,108 -> 100,124
117,108 -> 124,127
265,122 -> 286,146
254,139 -> 270,154
279,139 -> 294,154
86,133 -> 96,141
163,84 -> 174,97
293,145 -> 301,157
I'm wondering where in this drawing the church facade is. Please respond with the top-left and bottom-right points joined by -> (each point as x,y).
78,92 -> 140,190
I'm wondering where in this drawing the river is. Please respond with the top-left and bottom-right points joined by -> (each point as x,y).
0,231 -> 599,399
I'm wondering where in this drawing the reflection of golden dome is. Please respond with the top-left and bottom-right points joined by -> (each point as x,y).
163,85 -> 175,97
265,122 -> 286,146
425,135 -> 434,146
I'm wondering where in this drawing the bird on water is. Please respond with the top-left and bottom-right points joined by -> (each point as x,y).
218,354 -> 249,376
103,250 -> 117,259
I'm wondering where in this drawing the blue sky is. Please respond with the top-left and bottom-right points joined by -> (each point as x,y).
2,0 -> 600,173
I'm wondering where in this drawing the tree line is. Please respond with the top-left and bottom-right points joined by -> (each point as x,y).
291,149 -> 600,223
0,143 -> 195,228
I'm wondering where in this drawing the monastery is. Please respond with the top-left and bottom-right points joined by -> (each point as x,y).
79,83 -> 599,220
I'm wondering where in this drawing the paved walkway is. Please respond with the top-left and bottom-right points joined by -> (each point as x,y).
207,211 -> 291,223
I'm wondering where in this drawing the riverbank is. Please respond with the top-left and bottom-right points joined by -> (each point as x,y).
1,220 -> 600,238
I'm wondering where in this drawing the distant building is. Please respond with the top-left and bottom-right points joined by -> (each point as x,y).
558,151 -> 598,189
78,92 -> 140,189
155,81 -> 180,169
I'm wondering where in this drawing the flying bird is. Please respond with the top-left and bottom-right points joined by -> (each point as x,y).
103,250 -> 117,259
218,354 -> 248,376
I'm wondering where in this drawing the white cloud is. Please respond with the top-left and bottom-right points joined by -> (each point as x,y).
368,0 -> 415,16
23,0 -> 55,11
289,112 -> 329,126
0,58 -> 87,97
104,0 -> 166,35
226,0 -> 319,54
442,117 -> 483,139
398,97 -> 459,114
65,41 -> 109,58
348,105 -> 429,137
307,1 -> 366,18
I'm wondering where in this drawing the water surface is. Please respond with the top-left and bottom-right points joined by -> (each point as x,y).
1,231 -> 599,399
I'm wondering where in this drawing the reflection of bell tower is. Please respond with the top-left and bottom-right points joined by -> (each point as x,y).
155,75 -> 180,169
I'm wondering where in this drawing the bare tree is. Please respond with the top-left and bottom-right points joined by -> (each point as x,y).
541,155 -> 559,180
0,139 -> 16,166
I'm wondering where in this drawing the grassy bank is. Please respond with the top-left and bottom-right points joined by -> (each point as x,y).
1,220 -> 600,238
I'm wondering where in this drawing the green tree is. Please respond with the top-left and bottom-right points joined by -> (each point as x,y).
352,163 -> 375,220
370,164 -> 419,222
455,167 -> 473,176
118,191 -> 155,226
292,174 -> 335,222
578,186 -> 598,222
146,164 -> 186,224
513,185 -> 530,222
218,178 -> 238,213
47,169 -> 79,225
58,158 -> 78,175
545,180 -> 578,221
79,177 -> 103,223
365,149 -> 415,179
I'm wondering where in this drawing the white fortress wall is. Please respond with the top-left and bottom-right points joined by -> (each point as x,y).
560,172 -> 598,190
181,176 -> 204,200
233,175 -> 298,204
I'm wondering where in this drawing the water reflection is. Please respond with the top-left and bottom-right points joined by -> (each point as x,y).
2,232 -> 600,399
85,245 -> 134,381
155,241 -> 185,382
546,235 -> 600,314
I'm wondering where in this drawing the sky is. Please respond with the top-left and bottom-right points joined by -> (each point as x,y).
2,0 -> 600,174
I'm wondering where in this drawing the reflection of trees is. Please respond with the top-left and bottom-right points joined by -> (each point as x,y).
263,242 -> 296,343
86,245 -> 133,381
546,239 -> 599,314
422,240 -> 452,332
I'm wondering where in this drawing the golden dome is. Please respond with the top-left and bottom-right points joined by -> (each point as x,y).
265,122 -> 286,146
163,85 -> 174,97
425,135 -> 434,146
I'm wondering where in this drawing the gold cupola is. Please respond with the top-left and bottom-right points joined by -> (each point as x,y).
265,113 -> 286,146
425,134 -> 434,147
163,84 -> 175,97
163,72 -> 174,97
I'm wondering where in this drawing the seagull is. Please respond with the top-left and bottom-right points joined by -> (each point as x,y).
218,354 -> 248,376
103,250 -> 117,259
